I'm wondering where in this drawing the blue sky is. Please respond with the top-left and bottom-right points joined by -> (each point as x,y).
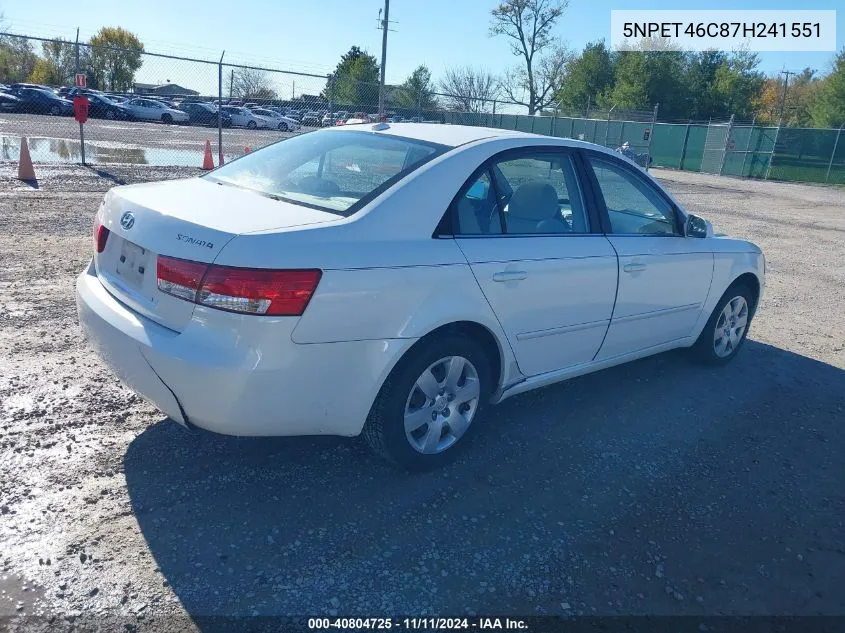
2,0 -> 841,103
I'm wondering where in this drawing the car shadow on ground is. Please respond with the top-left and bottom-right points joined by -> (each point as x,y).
124,340 -> 845,623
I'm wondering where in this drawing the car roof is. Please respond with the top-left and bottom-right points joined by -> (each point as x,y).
328,122 -> 601,150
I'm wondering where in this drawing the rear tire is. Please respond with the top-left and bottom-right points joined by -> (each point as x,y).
691,284 -> 754,365
105,109 -> 116,120
362,334 -> 493,471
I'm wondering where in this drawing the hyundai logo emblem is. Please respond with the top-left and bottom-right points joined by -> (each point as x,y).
120,212 -> 135,230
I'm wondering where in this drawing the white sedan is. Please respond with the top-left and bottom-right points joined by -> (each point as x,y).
221,106 -> 264,129
76,124 -> 765,469
251,108 -> 301,131
124,98 -> 188,124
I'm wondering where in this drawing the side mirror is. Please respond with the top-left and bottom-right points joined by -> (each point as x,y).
685,214 -> 710,238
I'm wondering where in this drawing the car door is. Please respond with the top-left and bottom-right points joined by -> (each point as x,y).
453,148 -> 619,377
584,153 -> 714,360
127,99 -> 149,120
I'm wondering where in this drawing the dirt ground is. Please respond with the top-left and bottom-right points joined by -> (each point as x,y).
0,165 -> 843,631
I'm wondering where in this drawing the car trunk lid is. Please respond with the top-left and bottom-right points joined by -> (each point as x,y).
94,177 -> 339,332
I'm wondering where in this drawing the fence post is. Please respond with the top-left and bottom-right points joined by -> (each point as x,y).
765,123 -> 781,180
679,121 -> 691,170
218,51 -> 225,165
551,116 -> 556,137
603,108 -> 613,148
739,117 -> 755,179
74,28 -> 85,166
327,75 -> 334,119
717,114 -> 735,176
645,103 -> 658,171
826,123 -> 844,183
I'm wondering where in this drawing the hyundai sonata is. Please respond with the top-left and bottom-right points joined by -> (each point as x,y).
76,123 -> 765,469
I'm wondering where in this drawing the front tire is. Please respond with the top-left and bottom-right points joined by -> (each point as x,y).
278,122 -> 288,131
691,284 -> 754,365
161,113 -> 173,124
363,334 -> 492,470
50,105 -> 61,116
246,120 -> 257,129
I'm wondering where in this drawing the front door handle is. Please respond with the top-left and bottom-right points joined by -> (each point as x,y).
623,262 -> 647,273
492,270 -> 528,282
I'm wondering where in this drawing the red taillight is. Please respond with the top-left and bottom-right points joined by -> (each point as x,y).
94,218 -> 109,253
156,256 -> 208,303
156,255 -> 321,317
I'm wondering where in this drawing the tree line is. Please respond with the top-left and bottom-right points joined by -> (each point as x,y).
1,26 -> 145,92
2,0 -> 844,128
326,0 -> 844,128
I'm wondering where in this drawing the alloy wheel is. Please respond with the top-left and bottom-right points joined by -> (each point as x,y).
403,356 -> 480,454
713,296 -> 749,358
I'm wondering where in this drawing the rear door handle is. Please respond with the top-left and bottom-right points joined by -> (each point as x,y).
623,262 -> 647,273
492,270 -> 528,282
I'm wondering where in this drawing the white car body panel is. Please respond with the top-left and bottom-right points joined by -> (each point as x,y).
456,236 -> 618,376
76,123 -> 765,438
595,236 -> 714,360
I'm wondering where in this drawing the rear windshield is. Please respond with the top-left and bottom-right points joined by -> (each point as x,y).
204,130 -> 447,216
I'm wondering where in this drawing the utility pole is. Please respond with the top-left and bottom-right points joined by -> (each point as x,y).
378,0 -> 390,119
778,69 -> 796,126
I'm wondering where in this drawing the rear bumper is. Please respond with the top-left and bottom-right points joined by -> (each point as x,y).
75,261 -> 411,437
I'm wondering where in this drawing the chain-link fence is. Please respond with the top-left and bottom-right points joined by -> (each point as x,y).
2,32 -> 844,185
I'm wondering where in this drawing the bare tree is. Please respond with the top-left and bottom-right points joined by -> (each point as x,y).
490,0 -> 569,114
438,67 -> 500,113
231,67 -> 277,101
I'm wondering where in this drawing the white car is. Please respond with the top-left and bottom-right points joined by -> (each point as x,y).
251,108 -> 301,131
221,106 -> 264,129
76,124 -> 765,470
125,98 -> 188,124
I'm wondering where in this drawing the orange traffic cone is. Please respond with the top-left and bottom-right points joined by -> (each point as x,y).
17,137 -> 36,182
243,146 -> 251,154
202,140 -> 214,170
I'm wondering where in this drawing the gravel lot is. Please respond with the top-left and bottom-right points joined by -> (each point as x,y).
0,165 -> 843,630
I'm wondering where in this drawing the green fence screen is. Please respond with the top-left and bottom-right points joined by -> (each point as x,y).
441,110 -> 844,185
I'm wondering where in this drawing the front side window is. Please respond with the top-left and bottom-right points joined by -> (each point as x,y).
588,157 -> 678,236
454,151 -> 588,235
205,130 -> 446,216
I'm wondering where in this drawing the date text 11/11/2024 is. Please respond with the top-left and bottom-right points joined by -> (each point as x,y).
307,617 -> 529,630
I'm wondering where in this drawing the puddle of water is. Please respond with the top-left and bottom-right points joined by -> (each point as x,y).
0,136 -> 239,167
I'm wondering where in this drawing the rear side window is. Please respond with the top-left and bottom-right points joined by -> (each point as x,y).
205,130 -> 446,216
454,152 -> 588,235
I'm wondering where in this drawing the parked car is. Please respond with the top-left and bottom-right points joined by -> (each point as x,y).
76,123 -> 765,470
243,103 -> 259,110
343,112 -> 368,125
251,108 -> 300,131
65,87 -> 105,99
178,102 -> 232,127
86,93 -> 132,120
0,91 -> 21,112
320,112 -> 337,127
8,82 -> 53,94
221,106 -> 264,129
301,111 -> 321,126
124,98 -> 189,124
12,88 -> 73,116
